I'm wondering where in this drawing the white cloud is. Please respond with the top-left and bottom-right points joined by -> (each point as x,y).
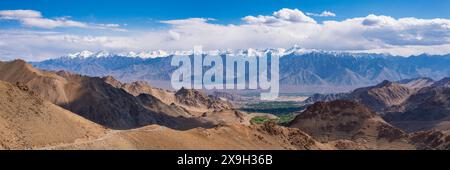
0,9 -> 123,30
160,18 -> 215,25
0,10 -> 42,19
243,8 -> 316,25
1,8 -> 450,61
307,11 -> 336,17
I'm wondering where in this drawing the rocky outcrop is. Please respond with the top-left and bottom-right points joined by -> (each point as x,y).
348,80 -> 413,113
175,87 -> 233,111
289,100 -> 411,149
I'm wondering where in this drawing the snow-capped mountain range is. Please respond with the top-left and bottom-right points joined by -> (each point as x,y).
33,46 -> 450,93
63,46 -> 380,59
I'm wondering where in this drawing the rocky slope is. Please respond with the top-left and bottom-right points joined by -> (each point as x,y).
103,75 -> 241,124
396,77 -> 435,90
304,77 -> 450,133
410,130 -> 450,150
38,123 -> 333,150
0,60 -> 231,130
289,100 -> 413,149
103,75 -> 176,104
347,80 -> 414,113
384,78 -> 450,132
0,60 -> 69,104
0,79 -> 328,150
0,80 -> 106,149
175,87 -> 233,111
305,80 -> 414,113
3,59 -> 450,150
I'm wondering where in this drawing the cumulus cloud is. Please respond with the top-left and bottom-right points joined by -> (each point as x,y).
155,11 -> 450,51
338,14 -> 450,46
307,11 -> 336,17
243,8 -> 316,25
1,8 -> 450,61
0,9 -> 123,30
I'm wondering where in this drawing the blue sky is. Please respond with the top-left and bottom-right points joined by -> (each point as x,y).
0,0 -> 450,60
1,0 -> 449,26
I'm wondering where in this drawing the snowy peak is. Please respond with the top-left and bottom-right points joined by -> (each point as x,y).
67,50 -> 111,58
137,50 -> 170,58
61,46 -> 438,60
66,50 -> 170,59
68,50 -> 94,58
94,51 -> 111,58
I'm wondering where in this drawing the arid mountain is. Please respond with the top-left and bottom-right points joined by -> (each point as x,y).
289,100 -> 413,149
304,77 -> 450,133
54,71 -> 165,129
170,87 -> 245,125
175,87 -> 233,111
0,62 -> 324,150
305,80 -> 414,113
103,75 -> 241,124
0,78 -> 324,150
347,80 -> 414,112
384,78 -> 450,132
103,76 -> 176,104
38,123 -> 333,150
410,130 -> 450,150
0,78 -> 329,150
0,60 -> 215,129
0,80 -> 106,149
103,75 -> 234,112
136,93 -> 190,118
0,60 -> 247,130
3,59 -> 450,150
396,77 -> 435,90
0,60 -> 69,104
431,77 -> 450,87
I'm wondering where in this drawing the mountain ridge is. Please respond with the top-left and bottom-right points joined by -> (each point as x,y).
32,51 -> 450,93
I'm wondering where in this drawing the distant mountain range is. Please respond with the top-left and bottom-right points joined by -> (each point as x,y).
32,48 -> 450,93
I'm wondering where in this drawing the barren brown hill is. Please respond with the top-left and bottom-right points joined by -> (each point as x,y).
0,60 -> 248,130
103,76 -> 176,104
0,80 -> 106,149
0,79 -> 327,150
396,77 -> 435,90
410,130 -> 450,150
102,75 -> 248,125
38,122 -> 333,150
0,60 -> 215,129
289,100 -> 413,149
54,70 -> 166,129
0,59 -> 69,104
384,78 -> 450,132
175,87 -> 233,111
303,80 -> 414,113
348,80 -> 413,113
